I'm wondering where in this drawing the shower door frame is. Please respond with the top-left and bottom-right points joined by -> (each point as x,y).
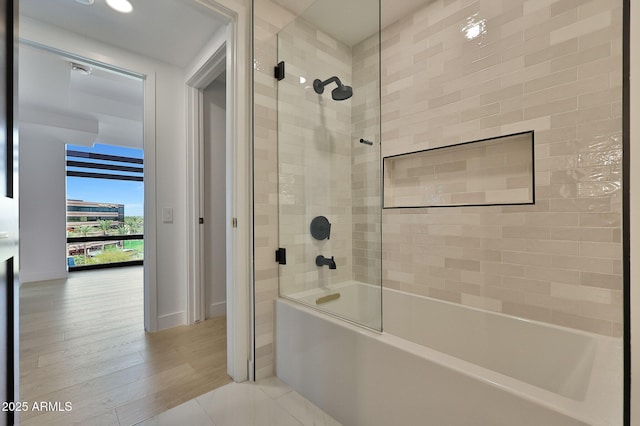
624,0 -> 635,424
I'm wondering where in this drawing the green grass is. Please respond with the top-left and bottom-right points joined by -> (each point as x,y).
124,240 -> 144,251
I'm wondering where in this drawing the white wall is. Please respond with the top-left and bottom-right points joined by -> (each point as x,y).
631,0 -> 639,421
203,79 -> 227,318
19,17 -> 188,329
18,107 -> 99,283
19,129 -> 68,283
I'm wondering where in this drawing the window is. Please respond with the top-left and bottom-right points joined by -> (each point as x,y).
66,144 -> 144,269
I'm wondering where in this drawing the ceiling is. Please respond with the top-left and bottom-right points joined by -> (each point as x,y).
276,0 -> 432,46
18,0 -> 228,150
19,44 -> 145,148
19,0 -> 228,68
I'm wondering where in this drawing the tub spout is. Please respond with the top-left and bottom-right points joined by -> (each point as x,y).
316,255 -> 336,269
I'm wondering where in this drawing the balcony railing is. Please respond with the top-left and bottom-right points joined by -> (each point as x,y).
67,234 -> 144,270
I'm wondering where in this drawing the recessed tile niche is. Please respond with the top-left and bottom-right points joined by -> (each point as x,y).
383,131 -> 534,208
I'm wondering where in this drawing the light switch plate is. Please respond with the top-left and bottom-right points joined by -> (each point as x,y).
162,207 -> 174,223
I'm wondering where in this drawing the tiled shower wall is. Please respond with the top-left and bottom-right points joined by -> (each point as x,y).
253,0 -> 380,378
352,35 -> 382,287
277,18 -> 354,295
381,0 -> 623,336
253,0 -> 622,379
276,20 -> 382,294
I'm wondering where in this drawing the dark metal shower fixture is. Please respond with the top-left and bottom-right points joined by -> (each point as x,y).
310,216 -> 331,240
316,255 -> 337,269
313,76 -> 353,101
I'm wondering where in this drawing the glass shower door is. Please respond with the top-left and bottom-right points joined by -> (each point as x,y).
275,0 -> 382,330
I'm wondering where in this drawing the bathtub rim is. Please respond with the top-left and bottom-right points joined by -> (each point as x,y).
276,292 -> 622,426
287,280 -> 623,343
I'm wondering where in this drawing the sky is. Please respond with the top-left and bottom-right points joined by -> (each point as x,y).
66,143 -> 144,217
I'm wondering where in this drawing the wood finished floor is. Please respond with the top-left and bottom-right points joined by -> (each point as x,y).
19,267 -> 231,426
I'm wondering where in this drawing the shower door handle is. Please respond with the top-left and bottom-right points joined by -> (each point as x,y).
275,248 -> 287,265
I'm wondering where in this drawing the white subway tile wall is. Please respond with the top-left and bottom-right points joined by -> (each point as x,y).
352,33 -> 382,287
253,0 -> 383,378
253,0 -> 623,378
276,18 -> 354,296
381,0 -> 622,336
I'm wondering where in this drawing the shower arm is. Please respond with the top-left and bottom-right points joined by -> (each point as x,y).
313,76 -> 343,94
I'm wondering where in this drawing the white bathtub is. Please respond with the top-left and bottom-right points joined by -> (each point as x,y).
276,282 -> 622,426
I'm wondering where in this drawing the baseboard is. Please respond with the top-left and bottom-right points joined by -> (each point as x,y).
208,301 -> 226,318
20,269 -> 68,284
157,311 -> 187,330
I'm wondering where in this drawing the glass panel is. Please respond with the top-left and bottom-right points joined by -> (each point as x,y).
276,0 -> 382,330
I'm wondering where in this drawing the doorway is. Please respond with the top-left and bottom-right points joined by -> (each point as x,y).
184,21 -> 251,379
14,0 -> 250,423
15,1 -> 252,418
202,72 -> 228,320
5,0 -> 253,420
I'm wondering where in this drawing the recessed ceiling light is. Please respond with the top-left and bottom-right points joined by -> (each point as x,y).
75,0 -> 95,5
71,62 -> 92,75
106,0 -> 133,13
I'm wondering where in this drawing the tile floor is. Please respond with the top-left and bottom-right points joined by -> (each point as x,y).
136,377 -> 341,426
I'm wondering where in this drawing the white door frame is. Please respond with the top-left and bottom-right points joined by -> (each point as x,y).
185,0 -> 253,382
186,42 -> 225,326
16,38 -> 159,333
